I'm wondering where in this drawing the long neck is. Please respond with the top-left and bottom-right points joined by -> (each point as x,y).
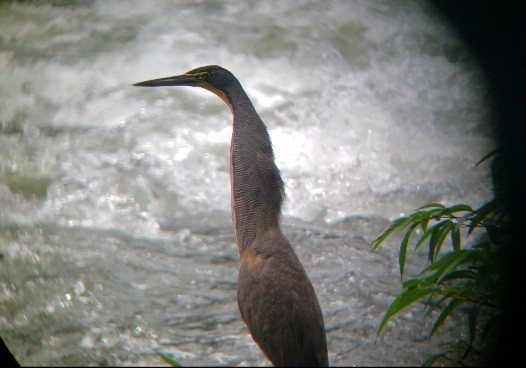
226,84 -> 285,255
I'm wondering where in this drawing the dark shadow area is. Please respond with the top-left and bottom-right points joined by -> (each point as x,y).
1,336 -> 20,368
430,1 -> 526,365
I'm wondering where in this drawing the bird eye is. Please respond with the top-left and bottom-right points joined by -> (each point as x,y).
199,72 -> 210,81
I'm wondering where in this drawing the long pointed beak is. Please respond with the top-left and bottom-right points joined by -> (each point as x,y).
133,70 -> 231,109
133,72 -> 207,88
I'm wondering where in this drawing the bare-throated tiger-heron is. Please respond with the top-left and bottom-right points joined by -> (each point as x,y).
134,65 -> 328,367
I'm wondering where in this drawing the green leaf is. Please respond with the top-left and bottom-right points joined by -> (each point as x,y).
454,211 -> 474,232
411,208 -> 444,222
420,218 -> 429,232
473,148 -> 499,167
451,226 -> 461,251
399,224 -> 418,279
377,287 -> 440,336
422,249 -> 476,284
441,204 -> 473,215
468,198 -> 500,235
428,229 -> 440,262
430,299 -> 461,338
427,207 -> 451,219
415,222 -> 441,250
436,269 -> 477,283
419,204 -> 473,224
372,216 -> 412,251
417,203 -> 446,210
428,220 -> 454,262
402,273 -> 439,289
402,278 -> 424,289
158,351 -> 181,367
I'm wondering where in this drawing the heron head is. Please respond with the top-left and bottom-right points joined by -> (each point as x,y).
133,65 -> 238,108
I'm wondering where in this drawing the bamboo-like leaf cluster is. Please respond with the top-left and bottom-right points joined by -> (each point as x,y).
372,152 -> 505,365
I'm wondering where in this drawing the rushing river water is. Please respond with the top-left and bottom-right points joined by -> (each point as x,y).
1,0 -> 495,366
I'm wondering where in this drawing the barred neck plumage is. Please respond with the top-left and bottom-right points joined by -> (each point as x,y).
224,84 -> 285,255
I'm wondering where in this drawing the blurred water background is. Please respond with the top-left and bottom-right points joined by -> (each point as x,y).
0,0 -> 495,366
